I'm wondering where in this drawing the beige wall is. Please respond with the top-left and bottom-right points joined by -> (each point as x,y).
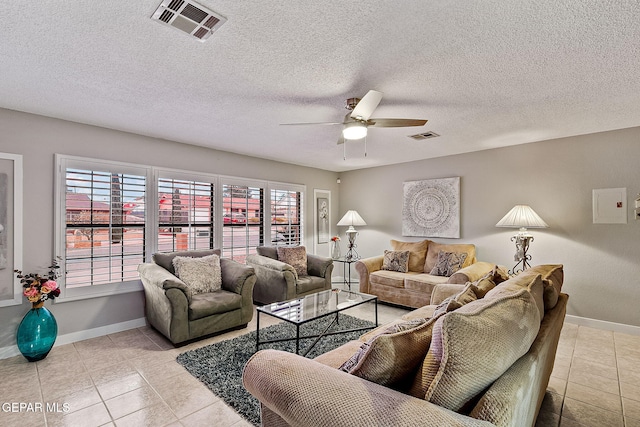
0,108 -> 339,349
339,127 -> 640,328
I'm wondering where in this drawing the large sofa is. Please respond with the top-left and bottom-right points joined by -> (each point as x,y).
243,264 -> 567,427
356,239 -> 502,308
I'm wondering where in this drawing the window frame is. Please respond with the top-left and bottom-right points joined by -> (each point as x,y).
54,154 -> 153,302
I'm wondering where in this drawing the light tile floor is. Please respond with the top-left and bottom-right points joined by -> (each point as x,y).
1,301 -> 639,427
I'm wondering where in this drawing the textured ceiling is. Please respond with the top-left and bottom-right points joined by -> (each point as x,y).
1,1 -> 639,172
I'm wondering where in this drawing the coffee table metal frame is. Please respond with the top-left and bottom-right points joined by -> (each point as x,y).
256,288 -> 378,356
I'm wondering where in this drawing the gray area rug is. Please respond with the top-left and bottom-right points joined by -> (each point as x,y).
176,313 -> 375,426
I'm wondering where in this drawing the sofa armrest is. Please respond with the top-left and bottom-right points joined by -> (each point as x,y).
430,283 -> 466,305
138,263 -> 192,302
307,254 -> 333,278
243,349 -> 494,427
220,258 -> 255,294
447,261 -> 496,284
246,254 -> 297,275
355,255 -> 384,294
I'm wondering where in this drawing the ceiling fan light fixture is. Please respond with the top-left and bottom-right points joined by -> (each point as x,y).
343,122 -> 367,140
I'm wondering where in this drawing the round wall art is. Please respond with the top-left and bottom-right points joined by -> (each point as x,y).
402,177 -> 460,238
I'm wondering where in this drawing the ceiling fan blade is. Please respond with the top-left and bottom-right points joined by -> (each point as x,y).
367,118 -> 427,128
350,90 -> 383,120
280,121 -> 343,126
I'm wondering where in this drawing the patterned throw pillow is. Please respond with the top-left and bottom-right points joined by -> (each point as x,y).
429,251 -> 468,277
382,250 -> 410,273
276,246 -> 308,276
172,254 -> 222,294
432,282 -> 478,317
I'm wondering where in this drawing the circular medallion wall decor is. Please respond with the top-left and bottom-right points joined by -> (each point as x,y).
402,177 -> 460,238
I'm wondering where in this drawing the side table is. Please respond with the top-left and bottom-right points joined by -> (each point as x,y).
332,257 -> 360,291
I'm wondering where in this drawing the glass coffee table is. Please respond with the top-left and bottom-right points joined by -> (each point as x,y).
256,288 -> 378,356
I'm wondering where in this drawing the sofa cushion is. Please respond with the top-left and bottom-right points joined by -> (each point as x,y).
277,246 -> 308,276
339,316 -> 440,389
188,289 -> 242,320
382,250 -> 410,273
409,275 -> 542,411
296,275 -> 326,294
369,270 -> 410,289
390,239 -> 430,272
429,251 -> 468,277
172,254 -> 222,294
522,264 -> 564,310
486,273 -> 545,320
424,242 -> 476,273
153,249 -> 221,274
404,273 -> 449,294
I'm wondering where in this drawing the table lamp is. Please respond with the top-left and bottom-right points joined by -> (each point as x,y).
337,210 -> 367,260
496,205 -> 548,275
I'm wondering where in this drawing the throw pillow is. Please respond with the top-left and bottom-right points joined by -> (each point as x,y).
339,316 -> 440,389
153,249 -> 221,274
381,250 -> 410,273
408,277 -> 541,411
390,239 -> 430,272
424,242 -> 476,273
276,246 -> 308,276
432,282 -> 478,317
172,254 -> 222,294
429,251 -> 468,277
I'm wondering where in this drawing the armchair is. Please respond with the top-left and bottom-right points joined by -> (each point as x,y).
246,246 -> 333,304
137,249 -> 256,345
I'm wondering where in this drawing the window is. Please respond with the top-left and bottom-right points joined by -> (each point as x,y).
270,186 -> 302,246
221,180 -> 264,263
55,155 -> 305,301
157,176 -> 215,252
56,156 -> 150,300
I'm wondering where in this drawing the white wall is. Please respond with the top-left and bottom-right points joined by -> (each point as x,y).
339,127 -> 640,328
0,108 -> 339,350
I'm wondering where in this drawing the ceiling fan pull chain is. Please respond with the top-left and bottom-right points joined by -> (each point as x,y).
364,136 -> 367,157
343,139 -> 347,161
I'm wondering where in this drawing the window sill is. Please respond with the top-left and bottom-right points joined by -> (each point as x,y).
54,281 -> 143,303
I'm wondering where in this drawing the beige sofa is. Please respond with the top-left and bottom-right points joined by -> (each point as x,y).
243,264 -> 567,427
356,239 -> 501,308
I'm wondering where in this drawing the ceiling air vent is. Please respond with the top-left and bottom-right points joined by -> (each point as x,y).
409,131 -> 440,140
151,0 -> 227,42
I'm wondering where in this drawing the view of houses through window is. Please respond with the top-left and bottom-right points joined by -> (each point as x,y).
59,157 -> 304,295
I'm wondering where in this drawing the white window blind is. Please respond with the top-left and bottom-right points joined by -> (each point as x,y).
221,181 -> 264,263
157,177 -> 215,252
63,167 -> 146,288
270,188 -> 302,246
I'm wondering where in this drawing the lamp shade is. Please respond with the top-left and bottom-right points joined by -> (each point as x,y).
337,210 -> 367,227
496,205 -> 549,228
342,122 -> 368,140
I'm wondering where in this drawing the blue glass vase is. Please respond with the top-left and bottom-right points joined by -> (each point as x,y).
17,303 -> 58,362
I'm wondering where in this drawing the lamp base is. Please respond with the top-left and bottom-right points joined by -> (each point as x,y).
508,234 -> 533,276
344,229 -> 360,261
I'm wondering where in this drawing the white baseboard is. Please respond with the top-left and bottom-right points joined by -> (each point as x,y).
565,315 -> 640,336
0,317 -> 147,360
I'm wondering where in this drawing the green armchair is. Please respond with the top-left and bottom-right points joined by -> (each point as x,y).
137,249 -> 256,345
246,246 -> 333,304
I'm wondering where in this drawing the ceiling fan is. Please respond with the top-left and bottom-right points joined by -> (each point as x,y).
280,90 -> 428,155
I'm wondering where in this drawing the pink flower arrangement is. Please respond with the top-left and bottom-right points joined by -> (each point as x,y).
14,258 -> 62,305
